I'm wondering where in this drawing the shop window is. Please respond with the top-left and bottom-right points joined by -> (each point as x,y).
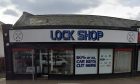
137,50 -> 140,71
114,48 -> 132,73
49,48 -> 73,75
99,49 -> 113,74
13,48 -> 34,74
75,49 -> 98,74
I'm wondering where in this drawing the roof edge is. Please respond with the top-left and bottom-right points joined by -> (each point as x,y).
0,21 -> 4,24
14,11 -> 33,26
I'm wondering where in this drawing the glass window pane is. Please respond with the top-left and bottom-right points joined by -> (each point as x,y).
114,48 -> 132,73
13,48 -> 33,74
99,49 -> 113,74
75,49 -> 98,74
49,48 -> 73,75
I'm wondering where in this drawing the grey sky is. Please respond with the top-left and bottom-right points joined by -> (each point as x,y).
3,9 -> 18,17
11,0 -> 100,14
0,1 -> 9,7
0,0 -> 140,24
122,0 -> 140,7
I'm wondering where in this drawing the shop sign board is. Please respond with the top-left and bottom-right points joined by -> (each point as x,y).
99,49 -> 113,74
9,29 -> 138,43
75,49 -> 98,74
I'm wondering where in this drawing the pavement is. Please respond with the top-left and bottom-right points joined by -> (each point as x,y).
1,77 -> 140,84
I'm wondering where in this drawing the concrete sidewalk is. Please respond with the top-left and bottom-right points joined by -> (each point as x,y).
1,77 -> 140,84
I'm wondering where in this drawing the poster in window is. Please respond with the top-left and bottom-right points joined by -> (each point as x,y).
75,49 -> 98,74
99,49 -> 113,74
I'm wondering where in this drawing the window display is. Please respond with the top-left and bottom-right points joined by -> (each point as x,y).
49,48 -> 73,75
75,49 -> 98,74
114,48 -> 132,73
99,49 -> 113,74
13,48 -> 34,74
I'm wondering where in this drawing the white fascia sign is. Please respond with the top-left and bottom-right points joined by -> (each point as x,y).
9,29 -> 138,43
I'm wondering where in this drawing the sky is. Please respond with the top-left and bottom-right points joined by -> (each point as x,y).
0,0 -> 140,24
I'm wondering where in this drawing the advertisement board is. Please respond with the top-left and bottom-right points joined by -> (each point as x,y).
99,49 -> 113,74
9,29 -> 138,43
75,49 -> 98,74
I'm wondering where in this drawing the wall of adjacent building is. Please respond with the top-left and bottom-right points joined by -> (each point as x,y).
0,25 -> 4,57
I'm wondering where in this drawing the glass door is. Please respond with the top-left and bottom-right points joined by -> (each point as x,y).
35,49 -> 49,77
40,50 -> 48,75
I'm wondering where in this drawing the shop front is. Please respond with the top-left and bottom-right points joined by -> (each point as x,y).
2,25 -> 139,80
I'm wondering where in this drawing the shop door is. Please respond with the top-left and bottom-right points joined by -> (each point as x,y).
35,49 -> 49,77
40,51 -> 49,75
